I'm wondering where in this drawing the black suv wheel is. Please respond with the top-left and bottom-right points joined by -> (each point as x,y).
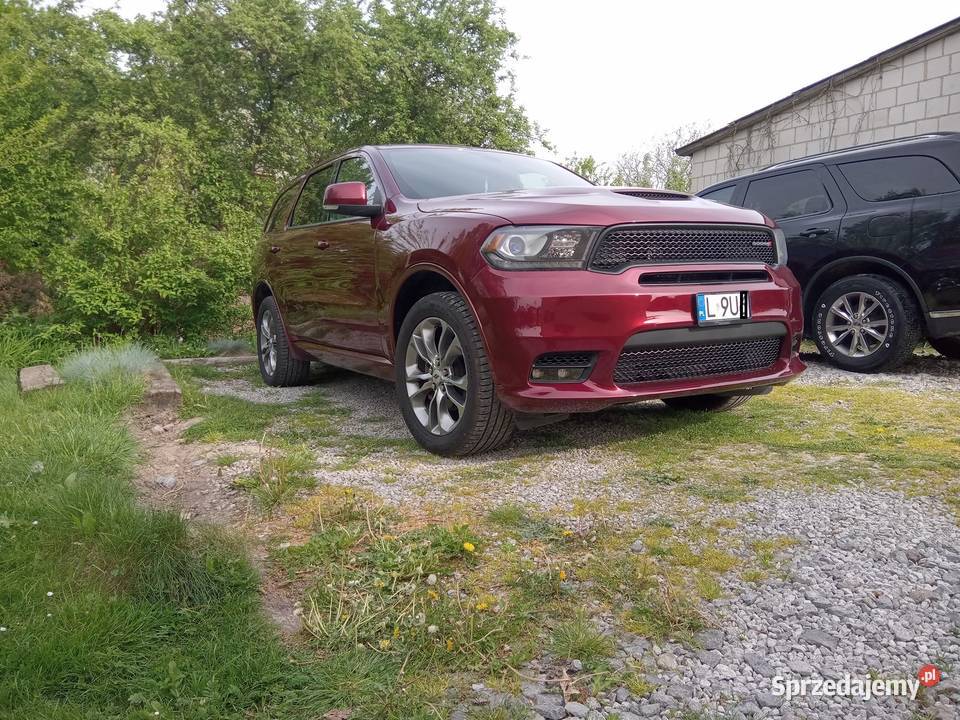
812,274 -> 921,372
256,296 -> 311,387
395,291 -> 514,456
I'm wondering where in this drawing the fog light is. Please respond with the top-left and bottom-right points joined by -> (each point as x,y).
531,368 -> 545,379
529,352 -> 596,383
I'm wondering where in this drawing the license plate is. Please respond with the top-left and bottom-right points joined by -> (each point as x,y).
696,291 -> 750,325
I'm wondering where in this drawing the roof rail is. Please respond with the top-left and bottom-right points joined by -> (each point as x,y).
762,133 -> 958,171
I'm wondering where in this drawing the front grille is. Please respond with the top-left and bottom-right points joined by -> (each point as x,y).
639,270 -> 770,285
615,190 -> 689,200
614,336 -> 782,384
590,225 -> 777,272
534,352 -> 595,367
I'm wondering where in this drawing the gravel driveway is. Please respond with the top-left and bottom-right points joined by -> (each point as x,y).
188,351 -> 960,720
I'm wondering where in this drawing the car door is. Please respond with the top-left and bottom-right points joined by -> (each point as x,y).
741,166 -> 845,287
282,163 -> 338,341
260,181 -> 302,320
294,155 -> 383,355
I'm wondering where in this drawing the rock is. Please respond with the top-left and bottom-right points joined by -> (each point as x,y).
571,659 -> 583,671
535,694 -> 563,707
18,365 -> 63,393
630,539 -> 645,553
656,652 -> 678,670
638,704 -> 661,717
893,626 -> 914,642
743,651 -> 775,678
756,691 -> 783,708
153,475 -> 177,489
534,704 -> 567,720
142,364 -> 182,411
799,628 -> 838,651
736,700 -> 760,715
667,684 -> 693,699
695,629 -> 724,650
615,686 -> 630,703
522,682 -> 544,700
714,664 -> 737,679
788,659 -> 813,675
697,650 -> 722,667
564,701 -> 589,718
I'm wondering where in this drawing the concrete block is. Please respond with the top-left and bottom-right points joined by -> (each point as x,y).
902,62 -> 925,84
927,55 -> 951,78
904,100 -> 926,122
897,83 -> 919,105
142,365 -> 182,412
919,77 -> 942,99
927,95 -> 949,117
943,74 -> 960,96
18,365 -> 63,393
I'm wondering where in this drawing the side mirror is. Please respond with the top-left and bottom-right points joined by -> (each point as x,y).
323,181 -> 382,217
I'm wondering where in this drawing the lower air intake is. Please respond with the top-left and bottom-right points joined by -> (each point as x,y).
614,336 -> 782,384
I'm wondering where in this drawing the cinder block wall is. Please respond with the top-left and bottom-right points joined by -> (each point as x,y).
688,29 -> 960,192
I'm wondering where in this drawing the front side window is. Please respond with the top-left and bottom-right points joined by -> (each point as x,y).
291,165 -> 336,227
701,185 -> 736,206
839,155 -> 960,201
743,170 -> 831,220
380,146 -> 593,199
336,156 -> 382,207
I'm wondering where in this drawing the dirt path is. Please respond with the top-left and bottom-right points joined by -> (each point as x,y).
127,408 -> 306,637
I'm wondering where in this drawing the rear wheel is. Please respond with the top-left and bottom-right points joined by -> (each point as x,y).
256,296 -> 311,387
812,274 -> 921,372
662,394 -> 752,412
929,336 -> 960,360
395,291 -> 514,456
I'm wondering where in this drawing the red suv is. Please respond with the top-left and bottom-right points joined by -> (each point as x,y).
253,145 -> 805,456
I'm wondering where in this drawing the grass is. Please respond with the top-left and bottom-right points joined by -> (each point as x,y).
0,365 -> 338,719
550,614 -> 615,668
233,445 -> 317,511
60,343 -> 159,382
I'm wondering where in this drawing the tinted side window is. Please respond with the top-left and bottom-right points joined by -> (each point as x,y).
743,170 -> 831,220
336,156 -> 382,205
701,185 -> 736,205
291,165 -> 336,227
838,155 -> 960,201
266,184 -> 299,233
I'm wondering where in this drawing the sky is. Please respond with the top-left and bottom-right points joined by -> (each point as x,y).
81,0 -> 959,164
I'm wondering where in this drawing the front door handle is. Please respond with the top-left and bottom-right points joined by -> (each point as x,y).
269,245 -> 281,254
316,240 -> 330,250
799,227 -> 830,238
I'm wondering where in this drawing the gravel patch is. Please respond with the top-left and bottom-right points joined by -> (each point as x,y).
798,352 -> 960,394
199,377 -> 319,404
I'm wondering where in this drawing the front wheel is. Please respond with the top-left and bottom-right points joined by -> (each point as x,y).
929,336 -> 960,360
812,274 -> 921,373
395,291 -> 514,456
662,395 -> 752,412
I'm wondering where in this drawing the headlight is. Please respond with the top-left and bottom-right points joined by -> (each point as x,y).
773,228 -> 788,265
481,226 -> 600,270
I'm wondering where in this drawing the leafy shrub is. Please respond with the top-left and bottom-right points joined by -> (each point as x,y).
60,343 -> 159,383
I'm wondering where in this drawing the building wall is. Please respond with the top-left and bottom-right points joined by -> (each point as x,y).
688,28 -> 960,192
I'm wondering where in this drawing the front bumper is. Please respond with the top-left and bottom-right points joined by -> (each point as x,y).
469,263 -> 806,414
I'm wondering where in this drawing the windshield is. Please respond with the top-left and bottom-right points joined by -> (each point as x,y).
379,146 -> 593,199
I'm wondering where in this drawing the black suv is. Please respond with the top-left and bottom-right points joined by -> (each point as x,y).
698,133 -> 960,372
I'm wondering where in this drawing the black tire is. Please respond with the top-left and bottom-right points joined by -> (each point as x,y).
812,274 -> 921,373
256,296 -> 311,387
395,291 -> 514,456
929,336 -> 960,360
662,394 -> 752,412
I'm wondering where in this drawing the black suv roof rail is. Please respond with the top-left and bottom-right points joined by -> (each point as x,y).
762,132 -> 960,172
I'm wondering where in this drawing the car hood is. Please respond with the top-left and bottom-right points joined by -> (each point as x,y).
416,187 -> 770,227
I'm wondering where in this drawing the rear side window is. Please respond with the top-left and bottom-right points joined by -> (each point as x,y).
291,165 -> 336,226
838,155 -> 960,201
701,185 -> 736,205
743,170 -> 831,220
266,184 -> 299,233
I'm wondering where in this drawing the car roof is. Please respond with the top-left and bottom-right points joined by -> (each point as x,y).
700,132 -> 960,193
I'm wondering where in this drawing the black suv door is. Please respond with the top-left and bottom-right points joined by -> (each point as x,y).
740,165 -> 846,288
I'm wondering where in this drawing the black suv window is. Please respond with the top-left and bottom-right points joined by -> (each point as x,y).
743,170 -> 831,220
266,184 -> 299,233
291,165 -> 336,227
701,185 -> 736,205
838,155 -> 960,201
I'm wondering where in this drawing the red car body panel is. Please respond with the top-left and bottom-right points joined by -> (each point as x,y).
254,145 -> 805,414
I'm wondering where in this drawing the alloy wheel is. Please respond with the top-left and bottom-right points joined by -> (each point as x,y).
404,317 -> 468,435
825,291 -> 889,357
259,311 -> 278,375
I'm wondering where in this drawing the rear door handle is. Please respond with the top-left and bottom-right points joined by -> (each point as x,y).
799,227 -> 830,238
316,240 -> 330,250
269,245 -> 281,254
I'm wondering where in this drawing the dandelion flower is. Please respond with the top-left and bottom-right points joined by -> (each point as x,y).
0,627 -> 6,632
46,592 -> 53,597
475,601 -> 488,611
427,589 -> 439,600
32,521 -> 38,526
446,638 -> 454,651
462,541 -> 475,553
378,638 -> 391,650
559,570 -> 567,581
427,624 -> 438,634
